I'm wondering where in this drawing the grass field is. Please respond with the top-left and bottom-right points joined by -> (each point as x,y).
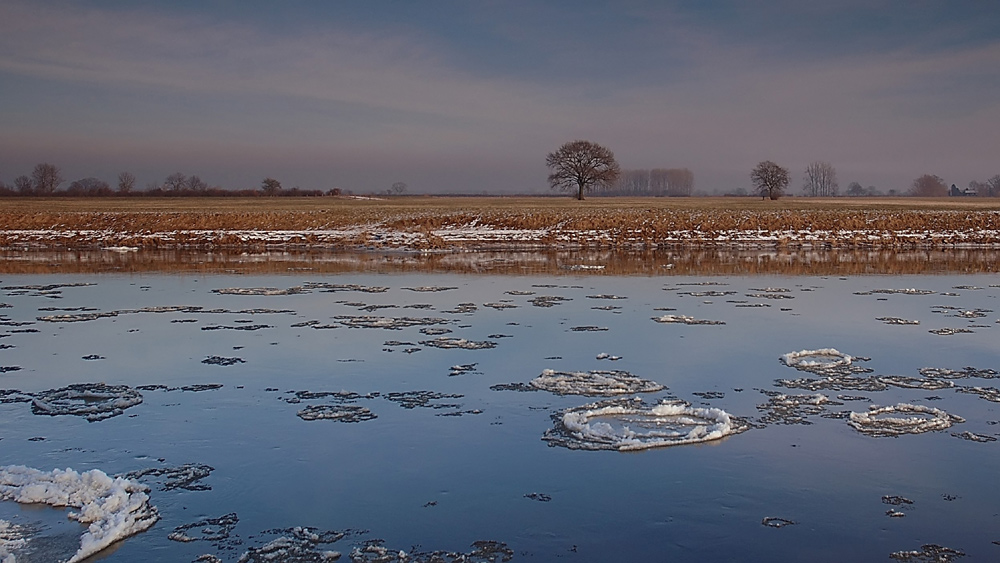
1,196 -> 999,251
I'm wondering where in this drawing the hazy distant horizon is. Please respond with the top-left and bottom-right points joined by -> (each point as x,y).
2,1 -> 998,196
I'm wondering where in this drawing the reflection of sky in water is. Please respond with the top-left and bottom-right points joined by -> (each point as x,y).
0,272 -> 998,561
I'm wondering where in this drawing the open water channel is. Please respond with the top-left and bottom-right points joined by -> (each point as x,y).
0,250 -> 998,562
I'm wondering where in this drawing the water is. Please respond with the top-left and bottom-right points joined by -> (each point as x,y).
0,264 -> 998,561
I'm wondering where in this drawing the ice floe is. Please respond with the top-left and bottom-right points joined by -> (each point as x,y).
848,404 -> 964,437
448,363 -> 480,376
29,383 -> 143,421
213,287 -> 307,296
202,356 -> 246,366
761,517 -> 796,528
878,376 -> 954,390
859,289 -> 936,296
335,316 -> 449,330
0,519 -> 31,563
882,495 -> 913,506
483,302 -> 518,310
0,465 -> 158,563
951,431 -> 996,443
348,539 -> 512,563
756,393 -> 840,425
889,543 -> 965,561
780,349 -> 852,370
529,369 -> 664,396
403,286 -> 457,292
419,337 -> 496,350
297,404 -> 377,422
928,328 -> 974,336
122,463 -> 214,491
877,317 -> 920,325
954,386 -> 1000,403
237,526 -> 345,563
528,296 -> 571,308
651,314 -> 725,325
303,282 -> 388,293
168,512 -> 238,543
543,397 -> 745,451
201,324 -> 271,331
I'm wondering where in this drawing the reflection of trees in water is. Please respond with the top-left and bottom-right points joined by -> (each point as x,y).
2,248 -> 999,276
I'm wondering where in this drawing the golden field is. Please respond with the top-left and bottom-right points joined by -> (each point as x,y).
2,196 -> 1000,252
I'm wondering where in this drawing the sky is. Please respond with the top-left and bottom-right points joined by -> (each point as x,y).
1,1 -> 998,195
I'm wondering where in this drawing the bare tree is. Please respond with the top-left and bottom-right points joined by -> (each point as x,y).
846,181 -> 865,196
187,175 -> 208,193
665,168 -> 694,196
968,180 -> 988,197
31,163 -> 63,195
750,161 -> 789,200
546,140 -> 621,200
391,182 -> 407,195
910,174 -> 947,197
987,175 -> 1000,197
164,173 -> 187,192
803,161 -> 839,197
117,172 -> 136,195
14,175 -> 33,195
612,169 -> 649,196
66,177 -> 112,196
261,177 -> 282,196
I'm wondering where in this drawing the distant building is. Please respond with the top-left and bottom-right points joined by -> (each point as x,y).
950,184 -> 977,197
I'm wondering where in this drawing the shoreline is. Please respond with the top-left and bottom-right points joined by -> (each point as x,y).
2,196 -> 1000,252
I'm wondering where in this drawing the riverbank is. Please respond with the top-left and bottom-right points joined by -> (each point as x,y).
2,196 -> 1000,251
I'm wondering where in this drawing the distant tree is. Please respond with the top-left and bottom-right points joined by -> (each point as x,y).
261,177 -> 282,196
31,163 -> 63,195
117,172 -> 136,195
546,140 -> 621,200
750,160 -> 789,200
66,177 -> 112,196
986,175 -> 1000,197
187,175 -> 208,193
910,174 -> 947,197
391,181 -> 407,195
164,173 -> 187,192
665,168 -> 694,196
846,182 -> 865,196
968,180 -> 988,197
866,186 -> 882,197
802,161 -> 839,197
14,175 -> 33,195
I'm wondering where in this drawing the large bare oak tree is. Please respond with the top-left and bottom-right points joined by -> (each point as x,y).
751,160 -> 789,200
546,140 -> 621,200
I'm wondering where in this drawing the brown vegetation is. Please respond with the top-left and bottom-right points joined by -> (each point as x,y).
1,196 -> 1000,252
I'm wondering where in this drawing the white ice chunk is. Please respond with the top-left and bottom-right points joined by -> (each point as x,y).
0,465 -> 158,563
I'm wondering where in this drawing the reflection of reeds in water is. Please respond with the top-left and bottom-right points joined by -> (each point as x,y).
1,249 -> 997,276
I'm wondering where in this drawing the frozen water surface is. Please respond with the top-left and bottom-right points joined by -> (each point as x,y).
0,261 -> 999,561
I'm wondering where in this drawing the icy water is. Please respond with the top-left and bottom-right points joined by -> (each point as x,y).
1,266 -> 998,562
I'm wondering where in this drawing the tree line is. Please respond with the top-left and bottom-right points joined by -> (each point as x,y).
546,141 -> 1000,201
0,164 -> 338,197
